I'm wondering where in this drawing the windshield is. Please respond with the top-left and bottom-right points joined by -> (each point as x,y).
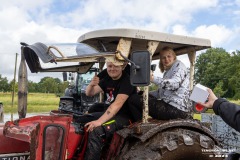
23,41 -> 116,73
77,71 -> 96,93
45,42 -> 99,57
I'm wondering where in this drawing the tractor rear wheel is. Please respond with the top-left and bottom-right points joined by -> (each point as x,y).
118,128 -> 223,160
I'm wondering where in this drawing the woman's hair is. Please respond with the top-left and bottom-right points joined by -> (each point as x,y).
159,46 -> 177,72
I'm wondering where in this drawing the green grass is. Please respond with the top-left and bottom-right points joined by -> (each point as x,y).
229,99 -> 240,105
1,91 -> 240,115
193,113 -> 201,120
0,92 -> 59,113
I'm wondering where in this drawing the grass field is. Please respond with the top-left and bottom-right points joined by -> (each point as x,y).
1,92 -> 240,115
0,92 -> 59,113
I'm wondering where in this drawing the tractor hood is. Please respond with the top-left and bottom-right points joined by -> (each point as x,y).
3,114 -> 72,160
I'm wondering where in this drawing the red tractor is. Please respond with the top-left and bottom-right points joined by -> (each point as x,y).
0,29 -> 224,160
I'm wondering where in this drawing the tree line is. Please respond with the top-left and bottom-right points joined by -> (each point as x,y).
195,48 -> 240,99
0,76 -> 69,96
0,47 -> 239,99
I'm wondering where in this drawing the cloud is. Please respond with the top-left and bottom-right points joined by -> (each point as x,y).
237,0 -> 240,5
193,25 -> 233,48
172,24 -> 236,51
32,0 -> 218,32
172,25 -> 189,36
0,1 -> 84,82
1,0 -> 240,83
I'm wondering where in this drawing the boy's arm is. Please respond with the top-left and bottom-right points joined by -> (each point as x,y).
85,94 -> 128,131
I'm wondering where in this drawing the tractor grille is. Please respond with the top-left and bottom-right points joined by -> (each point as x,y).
81,93 -> 98,103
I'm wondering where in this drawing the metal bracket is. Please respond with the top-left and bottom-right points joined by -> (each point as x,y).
188,50 -> 196,91
142,41 -> 159,123
115,38 -> 132,61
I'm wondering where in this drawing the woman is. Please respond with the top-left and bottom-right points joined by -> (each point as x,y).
128,46 -> 192,121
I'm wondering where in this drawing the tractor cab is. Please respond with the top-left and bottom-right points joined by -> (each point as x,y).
60,67 -> 100,114
22,28 -> 211,121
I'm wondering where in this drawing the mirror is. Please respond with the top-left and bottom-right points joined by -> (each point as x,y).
43,126 -> 64,160
130,51 -> 150,86
62,72 -> 67,81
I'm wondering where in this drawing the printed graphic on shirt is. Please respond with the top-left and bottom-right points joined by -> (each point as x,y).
105,87 -> 115,104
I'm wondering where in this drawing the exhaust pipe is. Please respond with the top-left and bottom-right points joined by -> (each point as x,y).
0,102 -> 3,122
18,46 -> 28,119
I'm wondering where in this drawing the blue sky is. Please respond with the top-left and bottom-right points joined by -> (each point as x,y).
0,0 -> 239,82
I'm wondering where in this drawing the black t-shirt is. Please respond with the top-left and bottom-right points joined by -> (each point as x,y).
99,72 -> 136,116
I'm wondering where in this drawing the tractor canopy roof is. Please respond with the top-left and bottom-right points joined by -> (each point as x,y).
22,28 -> 211,74
78,28 -> 211,59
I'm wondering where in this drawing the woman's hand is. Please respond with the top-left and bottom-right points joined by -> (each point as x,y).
150,70 -> 154,82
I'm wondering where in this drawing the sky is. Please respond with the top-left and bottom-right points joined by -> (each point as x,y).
0,0 -> 239,83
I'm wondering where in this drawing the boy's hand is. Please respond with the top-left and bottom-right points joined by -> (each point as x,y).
90,76 -> 99,87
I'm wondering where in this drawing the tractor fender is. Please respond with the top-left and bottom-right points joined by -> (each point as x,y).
117,119 -> 220,145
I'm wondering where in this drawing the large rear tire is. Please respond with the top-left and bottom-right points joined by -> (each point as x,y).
118,128 -> 223,160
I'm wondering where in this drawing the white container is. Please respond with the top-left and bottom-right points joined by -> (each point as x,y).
190,84 -> 209,103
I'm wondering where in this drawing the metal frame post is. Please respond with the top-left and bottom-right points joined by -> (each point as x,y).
142,41 -> 159,123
